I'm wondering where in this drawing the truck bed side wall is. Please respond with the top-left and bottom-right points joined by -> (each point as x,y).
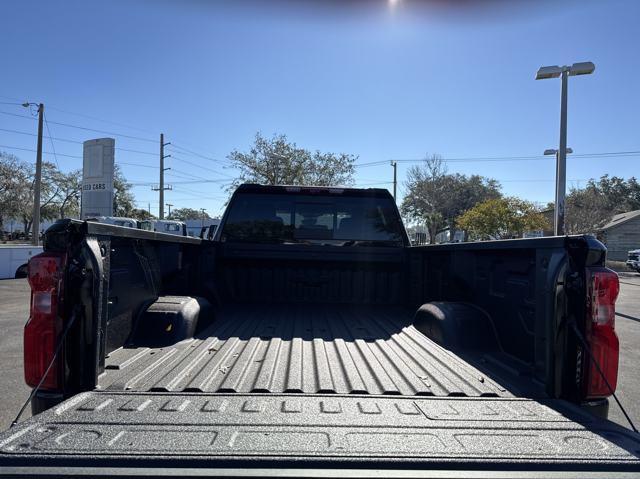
408,238 -> 570,394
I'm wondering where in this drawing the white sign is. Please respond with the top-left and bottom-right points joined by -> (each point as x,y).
81,138 -> 115,219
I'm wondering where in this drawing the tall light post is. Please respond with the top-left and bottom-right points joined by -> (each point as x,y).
544,148 -> 573,235
536,62 -> 595,235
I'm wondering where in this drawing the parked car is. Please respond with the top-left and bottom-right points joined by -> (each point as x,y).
2,184 -> 639,476
627,249 -> 640,272
86,216 -> 139,229
0,244 -> 43,279
139,219 -> 187,236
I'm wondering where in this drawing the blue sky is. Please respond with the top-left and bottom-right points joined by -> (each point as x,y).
1,0 -> 639,217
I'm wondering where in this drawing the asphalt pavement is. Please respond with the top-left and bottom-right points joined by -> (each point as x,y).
609,272 -> 640,429
0,275 -> 639,431
0,279 -> 31,430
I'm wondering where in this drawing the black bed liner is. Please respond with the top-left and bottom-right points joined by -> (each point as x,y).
1,392 -> 639,473
99,304 -> 511,397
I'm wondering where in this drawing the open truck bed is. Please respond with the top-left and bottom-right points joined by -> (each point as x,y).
3,186 -> 640,477
98,304 -> 510,397
4,303 -> 640,476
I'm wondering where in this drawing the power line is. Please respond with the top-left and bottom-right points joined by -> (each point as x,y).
170,186 -> 219,198
0,127 -> 158,156
166,170 -> 213,182
118,161 -> 156,169
373,151 -> 640,166
168,143 -> 229,164
0,144 -> 82,159
44,105 -> 158,136
165,172 -> 233,191
0,94 -> 159,134
0,110 -> 157,143
0,100 -> 220,160
42,112 -> 60,169
169,154 -> 235,179
0,110 -> 37,121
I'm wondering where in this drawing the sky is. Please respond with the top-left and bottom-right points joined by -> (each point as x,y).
1,0 -> 639,217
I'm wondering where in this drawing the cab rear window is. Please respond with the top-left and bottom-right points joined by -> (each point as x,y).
221,193 -> 405,246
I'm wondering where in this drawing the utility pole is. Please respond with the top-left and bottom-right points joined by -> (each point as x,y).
200,208 -> 206,228
166,203 -> 173,219
32,103 -> 44,246
148,202 -> 151,215
157,133 -> 171,219
391,161 -> 397,202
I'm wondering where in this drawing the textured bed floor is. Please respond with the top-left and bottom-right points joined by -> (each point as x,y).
99,303 -> 510,397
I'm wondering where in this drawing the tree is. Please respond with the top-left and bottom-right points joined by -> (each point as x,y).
168,207 -> 210,221
55,169 -> 81,219
227,133 -> 357,188
113,165 -> 135,217
13,161 -> 62,234
130,208 -> 156,220
564,175 -> 640,234
456,197 -> 547,240
0,152 -> 24,231
401,155 -> 501,243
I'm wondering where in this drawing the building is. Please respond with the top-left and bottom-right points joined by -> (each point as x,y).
597,210 -> 640,261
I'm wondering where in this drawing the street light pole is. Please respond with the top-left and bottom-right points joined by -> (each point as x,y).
544,147 -> 573,235
556,70 -> 569,236
536,61 -> 595,236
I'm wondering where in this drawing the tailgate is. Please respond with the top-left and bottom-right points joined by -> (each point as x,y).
1,392 -> 639,477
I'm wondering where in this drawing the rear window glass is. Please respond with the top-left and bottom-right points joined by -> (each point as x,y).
221,193 -> 405,246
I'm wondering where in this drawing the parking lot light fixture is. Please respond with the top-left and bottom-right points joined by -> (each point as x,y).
536,62 -> 595,235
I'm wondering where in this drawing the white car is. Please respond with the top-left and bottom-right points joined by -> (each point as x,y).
627,249 -> 640,273
0,244 -> 43,279
139,219 -> 187,236
87,216 -> 139,229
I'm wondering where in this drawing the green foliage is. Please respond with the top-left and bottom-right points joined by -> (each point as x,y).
55,169 -> 81,219
400,155 -> 501,243
168,207 -> 210,221
0,151 -> 136,231
227,133 -> 357,188
457,197 -> 547,240
130,208 -> 156,221
113,165 -> 135,217
565,175 -> 640,233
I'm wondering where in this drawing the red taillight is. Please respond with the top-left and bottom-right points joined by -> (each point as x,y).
24,251 -> 66,390
583,267 -> 619,399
